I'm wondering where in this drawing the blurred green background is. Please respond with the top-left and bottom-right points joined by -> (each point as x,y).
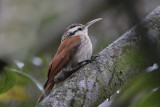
0,0 -> 160,107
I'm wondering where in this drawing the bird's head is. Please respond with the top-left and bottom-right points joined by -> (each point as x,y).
62,18 -> 102,41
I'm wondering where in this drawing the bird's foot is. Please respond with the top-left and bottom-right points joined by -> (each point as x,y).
78,55 -> 99,66
91,55 -> 99,61
63,55 -> 99,78
78,60 -> 91,66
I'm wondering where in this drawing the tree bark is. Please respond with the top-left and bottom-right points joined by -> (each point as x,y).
37,6 -> 160,107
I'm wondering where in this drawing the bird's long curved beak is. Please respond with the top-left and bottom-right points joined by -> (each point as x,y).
85,18 -> 102,28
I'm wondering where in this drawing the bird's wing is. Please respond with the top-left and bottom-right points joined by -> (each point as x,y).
44,35 -> 81,88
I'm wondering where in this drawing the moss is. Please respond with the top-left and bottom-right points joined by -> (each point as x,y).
73,100 -> 83,107
115,45 -> 150,74
67,98 -> 83,107
90,43 -> 155,107
90,86 -> 111,107
76,93 -> 86,99
70,87 -> 77,93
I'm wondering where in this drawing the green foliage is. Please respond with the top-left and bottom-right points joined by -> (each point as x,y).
0,71 -> 16,94
110,70 -> 160,107
0,102 -> 8,107
0,56 -> 48,106
4,60 -> 45,95
116,45 -> 151,73
135,88 -> 160,107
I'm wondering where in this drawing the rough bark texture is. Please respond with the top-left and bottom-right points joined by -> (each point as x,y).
37,6 -> 160,107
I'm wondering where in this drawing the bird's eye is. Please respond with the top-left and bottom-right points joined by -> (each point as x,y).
70,32 -> 74,35
78,28 -> 82,31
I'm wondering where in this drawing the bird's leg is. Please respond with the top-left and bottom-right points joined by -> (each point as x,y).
91,55 -> 99,61
62,55 -> 99,79
78,60 -> 91,66
62,65 -> 82,79
62,60 -> 89,79
78,55 -> 99,65
64,63 -> 85,75
55,61 -> 89,85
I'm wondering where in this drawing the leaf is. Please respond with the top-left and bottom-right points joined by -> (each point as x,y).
0,71 -> 16,94
0,85 -> 30,101
109,70 -> 160,107
0,102 -> 8,107
11,69 -> 45,94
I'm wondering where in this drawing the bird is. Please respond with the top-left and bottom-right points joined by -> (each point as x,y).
38,18 -> 102,103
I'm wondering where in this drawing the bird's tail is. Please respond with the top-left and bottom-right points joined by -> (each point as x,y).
37,82 -> 55,103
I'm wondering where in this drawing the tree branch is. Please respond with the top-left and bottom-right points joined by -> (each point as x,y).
37,6 -> 160,107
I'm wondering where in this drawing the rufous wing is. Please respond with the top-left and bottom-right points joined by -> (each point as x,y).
38,35 -> 81,103
46,35 -> 81,86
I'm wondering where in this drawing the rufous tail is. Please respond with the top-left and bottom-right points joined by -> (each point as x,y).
37,82 -> 55,103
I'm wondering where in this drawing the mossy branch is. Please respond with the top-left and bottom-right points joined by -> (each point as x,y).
37,6 -> 160,107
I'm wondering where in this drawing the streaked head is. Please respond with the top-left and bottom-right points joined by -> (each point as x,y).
62,18 -> 102,41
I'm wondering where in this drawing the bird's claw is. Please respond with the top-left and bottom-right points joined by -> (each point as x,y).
78,60 -> 90,66
91,55 -> 99,61
78,56 -> 98,66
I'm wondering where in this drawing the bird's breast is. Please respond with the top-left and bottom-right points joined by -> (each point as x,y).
72,34 -> 92,64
